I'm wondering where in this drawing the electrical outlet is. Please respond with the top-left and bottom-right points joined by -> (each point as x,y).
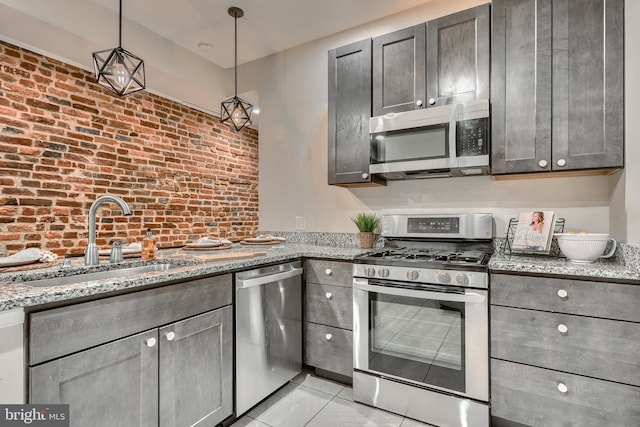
295,216 -> 306,231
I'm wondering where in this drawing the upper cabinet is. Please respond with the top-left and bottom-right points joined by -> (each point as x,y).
372,24 -> 426,115
372,4 -> 490,116
426,4 -> 490,107
328,39 -> 385,187
491,0 -> 624,176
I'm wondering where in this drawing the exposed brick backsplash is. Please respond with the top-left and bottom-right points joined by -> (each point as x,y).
0,41 -> 259,256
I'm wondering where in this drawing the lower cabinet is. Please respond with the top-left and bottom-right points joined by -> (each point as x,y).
305,322 -> 353,378
491,359 -> 640,427
29,275 -> 233,427
490,273 -> 640,426
304,260 -> 353,380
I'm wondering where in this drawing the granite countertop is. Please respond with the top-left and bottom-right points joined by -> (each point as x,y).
489,252 -> 640,283
3,238 -> 639,313
0,242 -> 367,313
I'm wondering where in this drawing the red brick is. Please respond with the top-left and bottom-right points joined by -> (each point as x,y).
0,40 -> 259,253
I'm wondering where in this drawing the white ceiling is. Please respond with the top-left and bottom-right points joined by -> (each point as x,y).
3,0 -> 435,69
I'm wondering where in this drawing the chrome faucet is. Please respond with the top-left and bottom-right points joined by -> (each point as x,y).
84,195 -> 133,266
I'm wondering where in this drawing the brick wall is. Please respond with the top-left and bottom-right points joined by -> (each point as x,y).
0,41 -> 259,256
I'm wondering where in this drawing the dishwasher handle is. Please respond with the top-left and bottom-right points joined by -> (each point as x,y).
236,266 -> 303,289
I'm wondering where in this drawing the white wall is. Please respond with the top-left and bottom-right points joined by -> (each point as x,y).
252,0 -> 629,240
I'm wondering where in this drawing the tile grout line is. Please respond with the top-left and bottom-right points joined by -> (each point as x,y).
302,392 -> 342,426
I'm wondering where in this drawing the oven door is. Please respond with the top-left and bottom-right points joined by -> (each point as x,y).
353,278 -> 488,402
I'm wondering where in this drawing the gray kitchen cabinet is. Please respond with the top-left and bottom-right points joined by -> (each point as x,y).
159,308 -> 232,427
29,274 -> 233,427
31,330 -> 159,427
328,39 -> 383,187
426,4 -> 490,107
372,5 -> 490,115
491,0 -> 624,176
489,273 -> 640,426
372,24 -> 426,116
304,259 -> 353,379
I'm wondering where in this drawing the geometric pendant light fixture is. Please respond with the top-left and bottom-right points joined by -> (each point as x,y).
221,6 -> 253,131
92,0 -> 145,96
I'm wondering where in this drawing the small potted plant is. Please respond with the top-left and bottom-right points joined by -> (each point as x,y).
351,213 -> 381,249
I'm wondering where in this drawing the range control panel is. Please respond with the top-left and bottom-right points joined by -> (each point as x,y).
407,217 -> 460,234
457,118 -> 489,157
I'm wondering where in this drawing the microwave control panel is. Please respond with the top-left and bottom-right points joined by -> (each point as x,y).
457,118 -> 489,156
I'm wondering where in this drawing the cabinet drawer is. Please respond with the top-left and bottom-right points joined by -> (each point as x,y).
305,323 -> 353,378
305,260 -> 353,287
30,274 -> 232,365
491,359 -> 640,427
490,273 -> 640,322
491,306 -> 640,386
305,283 -> 352,330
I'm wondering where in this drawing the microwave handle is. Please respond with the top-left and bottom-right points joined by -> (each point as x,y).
353,279 -> 485,304
448,104 -> 461,164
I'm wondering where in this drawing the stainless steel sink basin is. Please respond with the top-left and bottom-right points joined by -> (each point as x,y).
24,263 -> 179,288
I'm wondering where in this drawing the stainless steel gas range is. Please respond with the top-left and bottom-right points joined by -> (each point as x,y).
353,213 -> 493,427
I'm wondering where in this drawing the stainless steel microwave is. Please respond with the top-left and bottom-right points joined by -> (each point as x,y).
369,99 -> 490,180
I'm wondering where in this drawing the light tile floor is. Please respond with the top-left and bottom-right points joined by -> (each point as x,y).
230,372 -> 433,427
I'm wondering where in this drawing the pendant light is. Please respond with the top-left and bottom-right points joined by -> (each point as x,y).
92,0 -> 145,96
221,6 -> 253,131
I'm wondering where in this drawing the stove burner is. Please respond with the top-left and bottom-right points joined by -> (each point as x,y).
360,248 -> 488,265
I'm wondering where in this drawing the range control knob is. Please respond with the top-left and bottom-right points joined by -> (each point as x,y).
438,272 -> 451,284
455,274 -> 470,286
406,270 -> 419,281
364,267 -> 376,277
378,268 -> 390,278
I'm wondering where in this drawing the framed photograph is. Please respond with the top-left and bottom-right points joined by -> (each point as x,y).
511,211 -> 556,253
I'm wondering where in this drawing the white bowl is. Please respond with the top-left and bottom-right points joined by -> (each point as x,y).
554,233 -> 616,263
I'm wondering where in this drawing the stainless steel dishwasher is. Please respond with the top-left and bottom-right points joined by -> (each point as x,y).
235,261 -> 303,416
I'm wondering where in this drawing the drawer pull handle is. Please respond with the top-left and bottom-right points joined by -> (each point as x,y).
557,382 -> 568,394
325,333 -> 333,341
325,292 -> 333,299
557,324 -> 568,334
325,268 -> 333,276
165,331 -> 176,341
557,289 -> 568,299
146,337 -> 157,348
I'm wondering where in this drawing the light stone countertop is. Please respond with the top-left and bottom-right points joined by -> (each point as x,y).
489,252 -> 640,283
2,238 -> 639,313
0,242 -> 367,312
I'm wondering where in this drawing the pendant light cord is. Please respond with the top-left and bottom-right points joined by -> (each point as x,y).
234,11 -> 238,97
118,0 -> 123,48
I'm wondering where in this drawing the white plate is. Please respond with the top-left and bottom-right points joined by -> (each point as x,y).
0,248 -> 42,268
186,242 -> 223,248
243,237 -> 275,243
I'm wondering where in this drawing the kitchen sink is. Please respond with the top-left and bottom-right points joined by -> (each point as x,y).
24,263 -> 180,288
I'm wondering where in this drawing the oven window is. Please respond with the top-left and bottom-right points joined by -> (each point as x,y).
368,292 -> 465,393
371,125 -> 448,163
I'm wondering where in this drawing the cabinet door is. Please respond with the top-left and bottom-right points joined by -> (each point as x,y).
30,330 -> 159,427
159,306 -> 232,427
328,39 -> 381,186
372,24 -> 426,116
491,0 -> 553,174
551,0 -> 624,171
426,4 -> 490,107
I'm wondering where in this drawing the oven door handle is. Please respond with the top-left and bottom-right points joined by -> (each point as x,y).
353,279 -> 486,304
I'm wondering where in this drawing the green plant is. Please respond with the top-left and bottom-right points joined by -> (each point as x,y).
351,213 -> 381,233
